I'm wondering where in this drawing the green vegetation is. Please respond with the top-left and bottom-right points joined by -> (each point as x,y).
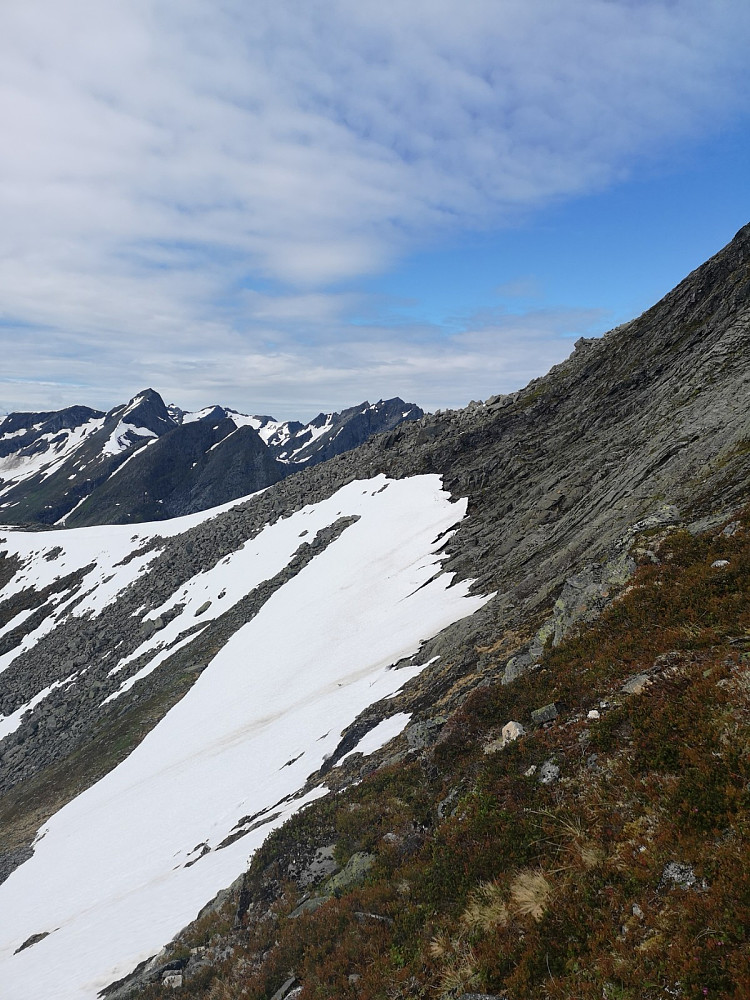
140,511 -> 750,999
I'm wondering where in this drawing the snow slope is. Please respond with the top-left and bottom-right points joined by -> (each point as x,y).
0,493 -> 255,680
0,416 -> 105,497
101,420 -> 158,457
0,475 -> 489,1000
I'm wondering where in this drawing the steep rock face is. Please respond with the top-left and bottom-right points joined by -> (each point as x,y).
0,223 -> 748,998
103,388 -> 176,441
169,424 -> 286,516
268,398 -> 424,465
168,397 -> 424,468
66,419 -> 285,525
367,221 -> 750,606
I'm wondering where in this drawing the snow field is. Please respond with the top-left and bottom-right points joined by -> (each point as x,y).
0,417 -> 105,493
0,474 -> 490,1000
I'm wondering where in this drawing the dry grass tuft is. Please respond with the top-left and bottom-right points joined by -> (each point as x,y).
428,932 -> 452,960
577,841 -> 606,869
207,979 -> 235,1000
429,934 -> 480,997
437,943 -> 479,996
509,870 -> 552,922
548,814 -> 607,872
460,880 -> 509,932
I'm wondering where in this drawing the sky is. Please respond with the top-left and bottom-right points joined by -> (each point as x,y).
0,0 -> 748,420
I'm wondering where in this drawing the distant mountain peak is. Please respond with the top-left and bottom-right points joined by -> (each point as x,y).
0,390 -> 423,527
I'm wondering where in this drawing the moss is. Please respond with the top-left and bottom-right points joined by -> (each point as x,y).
514,385 -> 547,410
713,437 -> 750,470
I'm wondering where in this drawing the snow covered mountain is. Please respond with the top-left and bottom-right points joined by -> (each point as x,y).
0,224 -> 750,999
0,392 -> 422,527
168,397 -> 423,466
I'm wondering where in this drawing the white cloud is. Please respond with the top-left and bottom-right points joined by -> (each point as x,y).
0,296 -> 606,419
0,0 -> 748,413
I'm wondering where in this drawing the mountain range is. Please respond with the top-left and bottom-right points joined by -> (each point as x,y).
0,394 -> 423,527
0,223 -> 749,999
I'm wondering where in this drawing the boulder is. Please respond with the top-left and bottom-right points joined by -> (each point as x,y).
531,703 -> 558,726
269,976 -> 300,1000
288,896 -> 330,919
502,721 -> 525,744
539,761 -> 561,784
324,852 -> 375,893
621,673 -> 652,696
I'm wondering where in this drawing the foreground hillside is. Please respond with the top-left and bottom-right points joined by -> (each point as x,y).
0,223 -> 748,998
137,508 -> 750,1000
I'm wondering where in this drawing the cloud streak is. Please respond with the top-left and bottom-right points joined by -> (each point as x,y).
0,0 -> 748,414
0,298 -> 607,417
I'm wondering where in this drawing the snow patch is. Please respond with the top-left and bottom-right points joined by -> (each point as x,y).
101,421 -> 157,457
336,712 -> 411,765
181,406 -> 219,424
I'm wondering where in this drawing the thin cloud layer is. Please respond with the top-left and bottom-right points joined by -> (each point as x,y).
0,0 -> 748,414
0,302 -> 608,417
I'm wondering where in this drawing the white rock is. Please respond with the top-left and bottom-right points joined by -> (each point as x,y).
539,760 -> 561,784
711,559 -> 730,568
587,709 -> 600,720
501,720 -> 525,745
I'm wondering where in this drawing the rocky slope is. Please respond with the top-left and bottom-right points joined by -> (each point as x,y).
0,394 -> 422,527
0,222 -> 748,998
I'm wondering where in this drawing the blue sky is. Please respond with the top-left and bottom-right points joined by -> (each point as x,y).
0,0 -> 748,419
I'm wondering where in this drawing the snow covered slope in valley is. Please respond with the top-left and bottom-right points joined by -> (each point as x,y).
0,494 -> 255,681
0,475 -> 489,1000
